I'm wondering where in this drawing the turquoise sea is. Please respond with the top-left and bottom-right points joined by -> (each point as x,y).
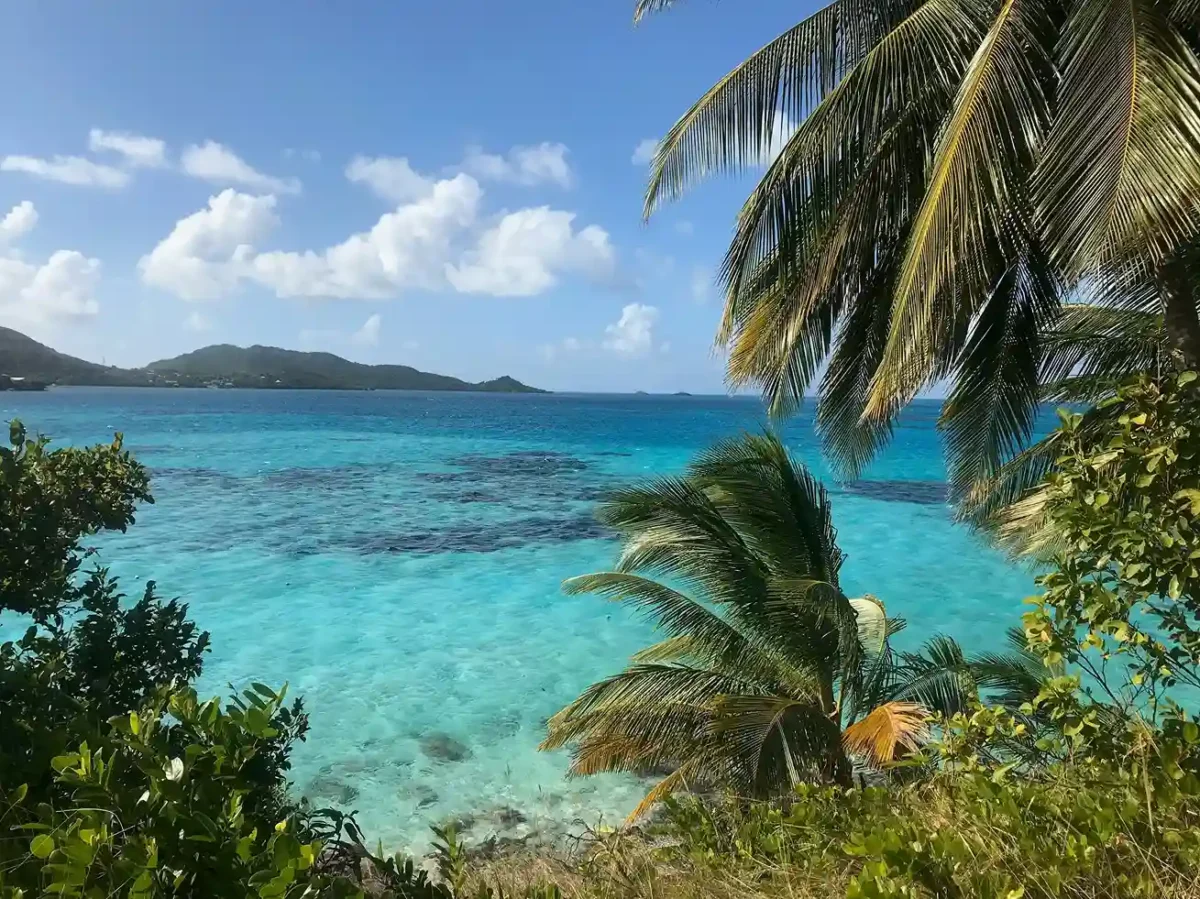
2,388 -> 1036,852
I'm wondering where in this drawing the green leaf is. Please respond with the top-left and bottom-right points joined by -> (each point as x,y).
1169,575 -> 1182,600
30,834 -> 54,858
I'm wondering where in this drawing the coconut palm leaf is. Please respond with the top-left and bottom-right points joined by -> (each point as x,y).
842,700 -> 929,766
545,433 -> 984,814
865,0 -> 1058,421
970,627 -> 1054,708
716,1 -> 980,323
641,0 -> 930,215
711,693 -> 846,791
1038,0 -> 1200,272
638,0 -> 1200,505
939,247 -> 1061,505
692,432 -> 843,583
1040,305 -> 1165,396
891,634 -> 975,717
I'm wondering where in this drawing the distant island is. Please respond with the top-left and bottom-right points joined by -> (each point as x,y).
0,327 -> 546,393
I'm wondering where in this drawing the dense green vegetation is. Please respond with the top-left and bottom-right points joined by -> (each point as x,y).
0,327 -> 544,393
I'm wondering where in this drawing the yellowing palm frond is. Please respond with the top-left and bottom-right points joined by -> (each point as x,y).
842,700 -> 929,766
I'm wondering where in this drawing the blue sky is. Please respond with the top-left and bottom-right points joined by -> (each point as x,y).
0,0 -> 809,392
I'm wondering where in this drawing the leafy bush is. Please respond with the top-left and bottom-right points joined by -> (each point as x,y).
0,422 -> 329,897
1,421 -> 151,622
0,685 -> 360,899
1020,370 -> 1200,715
0,422 -> 215,802
654,762 -> 1200,899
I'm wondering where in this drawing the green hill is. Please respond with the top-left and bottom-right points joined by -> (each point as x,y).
0,327 -> 545,393
0,327 -> 149,386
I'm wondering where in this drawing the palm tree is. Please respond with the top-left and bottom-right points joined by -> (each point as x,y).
960,252 -> 1196,540
634,0 -> 1200,503
541,433 -> 1029,817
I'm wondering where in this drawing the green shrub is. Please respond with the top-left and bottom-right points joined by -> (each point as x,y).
655,760 -> 1200,899
1020,370 -> 1200,716
0,685 -> 361,899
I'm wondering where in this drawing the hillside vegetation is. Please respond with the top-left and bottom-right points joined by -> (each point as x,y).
0,327 -> 544,392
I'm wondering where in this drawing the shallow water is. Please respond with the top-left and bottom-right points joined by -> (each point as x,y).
1,388 -> 1036,852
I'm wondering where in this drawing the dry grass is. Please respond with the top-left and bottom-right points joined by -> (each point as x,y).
464,828 -> 851,899
460,776 -> 1200,899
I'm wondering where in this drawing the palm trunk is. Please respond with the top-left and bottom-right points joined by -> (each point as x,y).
1159,258 -> 1200,369
819,672 -> 852,786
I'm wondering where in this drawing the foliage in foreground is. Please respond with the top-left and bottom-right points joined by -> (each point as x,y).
543,432 -> 1039,814
0,421 -> 566,898
0,423 -> 337,897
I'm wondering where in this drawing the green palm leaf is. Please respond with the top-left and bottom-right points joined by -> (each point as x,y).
865,0 -> 1057,421
642,0 -> 926,215
940,247 -> 1060,505
546,433 -> 973,813
1038,0 -> 1200,272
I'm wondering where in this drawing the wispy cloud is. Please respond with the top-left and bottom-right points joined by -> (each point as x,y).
181,141 -> 301,194
0,155 -> 129,188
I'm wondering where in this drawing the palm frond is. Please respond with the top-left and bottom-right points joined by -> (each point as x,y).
893,635 -> 975,717
842,700 -> 929,766
633,0 -> 686,20
716,0 -> 980,323
1040,303 -> 1164,391
711,693 -> 844,793
724,99 -> 941,425
940,247 -> 1061,506
968,627 -> 1052,708
691,432 -> 843,584
816,250 -> 905,474
1038,0 -> 1200,272
960,397 -> 1126,553
643,0 -> 926,214
541,664 -> 752,753
565,572 -> 822,692
598,476 -> 771,607
864,0 -> 1057,422
628,762 -> 700,823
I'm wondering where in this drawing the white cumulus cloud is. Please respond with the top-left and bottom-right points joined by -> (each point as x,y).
251,174 -> 482,298
0,201 -> 100,331
0,155 -> 129,188
631,138 -> 658,166
142,168 -> 616,303
351,313 -> 382,346
447,207 -> 614,296
139,189 -> 280,301
0,201 -> 38,242
464,143 -> 572,188
345,155 -> 432,203
181,141 -> 301,195
604,303 -> 659,356
88,129 -> 168,168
